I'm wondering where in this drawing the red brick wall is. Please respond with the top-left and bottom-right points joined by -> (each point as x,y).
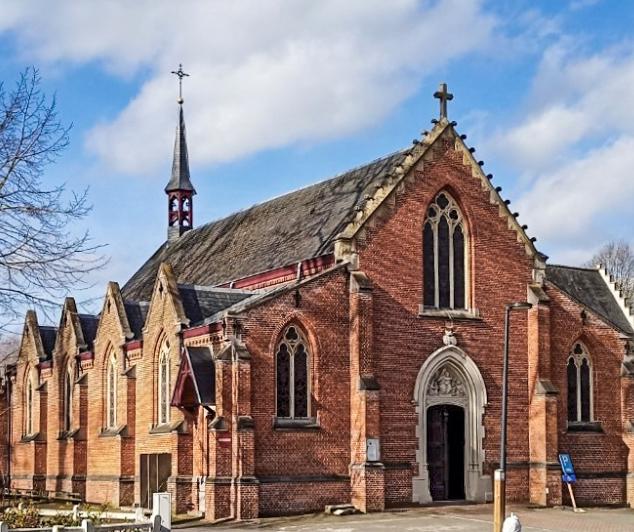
356,136 -> 535,504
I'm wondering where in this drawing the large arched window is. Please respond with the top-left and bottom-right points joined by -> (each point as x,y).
567,342 -> 593,423
24,370 -> 34,435
275,325 -> 310,419
106,353 -> 117,429
158,343 -> 171,425
63,364 -> 74,432
423,191 -> 468,310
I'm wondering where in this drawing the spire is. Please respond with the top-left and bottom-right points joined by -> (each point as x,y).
166,64 -> 195,242
165,104 -> 196,193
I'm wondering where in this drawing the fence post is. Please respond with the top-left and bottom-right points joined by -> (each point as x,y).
82,519 -> 94,532
152,514 -> 162,532
0,521 -> 8,532
52,526 -> 65,532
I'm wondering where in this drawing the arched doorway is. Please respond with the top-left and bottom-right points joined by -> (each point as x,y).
427,404 -> 465,500
412,346 -> 489,503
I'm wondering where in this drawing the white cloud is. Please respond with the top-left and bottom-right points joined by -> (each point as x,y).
0,0 -> 497,174
517,136 -> 634,244
487,42 -> 634,263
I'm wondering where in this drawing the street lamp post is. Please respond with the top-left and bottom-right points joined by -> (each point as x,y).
493,301 -> 532,532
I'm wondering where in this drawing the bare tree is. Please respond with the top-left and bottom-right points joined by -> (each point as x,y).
0,67 -> 106,330
586,240 -> 634,302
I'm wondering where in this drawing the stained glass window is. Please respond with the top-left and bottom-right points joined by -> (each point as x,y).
158,346 -> 170,425
107,354 -> 117,428
567,343 -> 593,423
25,372 -> 33,435
275,325 -> 310,419
64,366 -> 73,431
423,191 -> 468,309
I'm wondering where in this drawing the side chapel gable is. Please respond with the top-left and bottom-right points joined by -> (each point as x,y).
18,310 -> 46,366
94,281 -> 135,348
143,262 -> 189,340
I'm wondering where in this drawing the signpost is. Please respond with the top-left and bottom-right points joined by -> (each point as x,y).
558,453 -> 582,512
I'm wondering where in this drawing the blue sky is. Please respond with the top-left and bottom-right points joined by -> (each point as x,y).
1,0 -> 633,316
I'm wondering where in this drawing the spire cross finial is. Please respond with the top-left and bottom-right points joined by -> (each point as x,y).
433,82 -> 453,120
171,63 -> 189,104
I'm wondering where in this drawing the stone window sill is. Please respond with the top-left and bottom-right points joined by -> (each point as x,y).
20,433 -> 39,443
99,425 -> 127,438
57,429 -> 79,440
149,420 -> 183,434
418,306 -> 481,320
567,421 -> 603,433
273,417 -> 319,431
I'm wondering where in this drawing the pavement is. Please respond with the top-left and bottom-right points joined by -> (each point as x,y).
178,504 -> 634,531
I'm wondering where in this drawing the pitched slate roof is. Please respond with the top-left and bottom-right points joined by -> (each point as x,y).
546,265 -> 634,335
187,346 -> 215,405
39,326 -> 57,360
123,301 -> 149,339
123,149 -> 409,301
177,285 -> 253,325
78,314 -> 100,351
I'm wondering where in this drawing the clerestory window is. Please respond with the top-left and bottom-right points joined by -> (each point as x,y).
423,191 -> 468,309
275,325 -> 310,419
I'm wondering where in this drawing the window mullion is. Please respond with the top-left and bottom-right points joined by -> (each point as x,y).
289,348 -> 295,419
449,220 -> 455,309
433,222 -> 439,308
576,361 -> 581,422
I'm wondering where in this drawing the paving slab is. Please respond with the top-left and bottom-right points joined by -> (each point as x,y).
178,504 -> 634,531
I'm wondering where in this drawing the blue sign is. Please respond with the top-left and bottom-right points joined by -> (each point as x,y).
558,453 -> 577,483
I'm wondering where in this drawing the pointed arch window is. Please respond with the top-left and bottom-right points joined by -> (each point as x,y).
158,343 -> 171,425
24,370 -> 34,436
423,191 -> 468,310
275,325 -> 310,419
63,364 -> 74,432
106,353 -> 118,429
567,342 -> 593,423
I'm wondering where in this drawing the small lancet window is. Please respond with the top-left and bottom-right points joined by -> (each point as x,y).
275,325 -> 310,419
25,370 -> 34,436
63,364 -> 74,432
158,344 -> 171,425
567,342 -> 593,423
182,197 -> 190,212
106,354 -> 117,429
423,192 -> 468,309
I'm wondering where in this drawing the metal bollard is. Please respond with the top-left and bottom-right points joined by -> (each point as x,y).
502,512 -> 521,532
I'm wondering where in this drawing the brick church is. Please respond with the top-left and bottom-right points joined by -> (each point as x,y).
3,81 -> 634,519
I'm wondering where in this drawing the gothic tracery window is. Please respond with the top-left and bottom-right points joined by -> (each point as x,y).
276,325 -> 310,419
423,191 -> 467,310
158,343 -> 171,425
106,353 -> 117,429
567,342 -> 593,423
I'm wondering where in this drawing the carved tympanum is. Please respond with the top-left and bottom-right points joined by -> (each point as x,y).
427,367 -> 466,397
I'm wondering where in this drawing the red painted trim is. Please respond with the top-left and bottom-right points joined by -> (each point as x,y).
124,340 -> 143,352
183,321 -> 223,339
219,253 -> 335,290
78,351 -> 94,361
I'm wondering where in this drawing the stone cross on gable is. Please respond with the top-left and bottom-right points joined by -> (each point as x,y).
171,63 -> 190,104
433,82 -> 453,119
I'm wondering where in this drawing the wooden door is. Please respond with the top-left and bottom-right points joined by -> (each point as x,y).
427,405 -> 449,500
